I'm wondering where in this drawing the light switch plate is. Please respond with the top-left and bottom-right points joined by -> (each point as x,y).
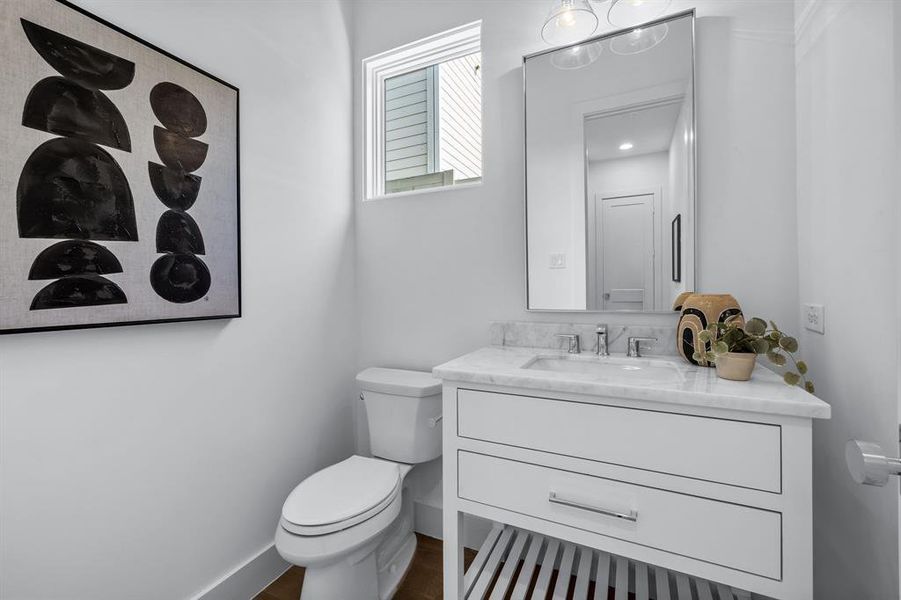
803,303 -> 825,334
549,253 -> 566,269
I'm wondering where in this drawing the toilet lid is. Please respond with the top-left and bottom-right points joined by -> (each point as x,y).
281,456 -> 401,535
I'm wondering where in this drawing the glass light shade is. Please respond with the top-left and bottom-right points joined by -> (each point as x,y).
609,23 -> 668,55
541,0 -> 599,46
550,41 -> 604,70
607,0 -> 672,27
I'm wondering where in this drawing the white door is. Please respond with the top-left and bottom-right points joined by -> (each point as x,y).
595,193 -> 655,311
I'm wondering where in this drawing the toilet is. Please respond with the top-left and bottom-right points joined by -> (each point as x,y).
275,368 -> 442,600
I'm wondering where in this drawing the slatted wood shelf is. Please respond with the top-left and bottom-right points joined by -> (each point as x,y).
463,524 -> 756,600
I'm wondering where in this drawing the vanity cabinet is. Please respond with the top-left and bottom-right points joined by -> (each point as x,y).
437,354 -> 830,600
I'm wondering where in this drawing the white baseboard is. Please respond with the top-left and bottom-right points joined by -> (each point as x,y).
414,498 -> 444,539
193,503 -> 487,600
192,543 -> 289,600
414,500 -> 492,550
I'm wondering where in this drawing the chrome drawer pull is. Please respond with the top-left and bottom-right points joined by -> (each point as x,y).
548,491 -> 638,523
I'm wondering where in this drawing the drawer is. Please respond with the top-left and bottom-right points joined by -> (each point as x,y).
458,451 -> 782,580
457,389 -> 781,492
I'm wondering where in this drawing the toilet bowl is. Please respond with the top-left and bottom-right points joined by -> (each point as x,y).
275,368 -> 442,600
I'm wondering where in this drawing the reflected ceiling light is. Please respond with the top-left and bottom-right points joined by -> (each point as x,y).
619,142 -> 634,150
607,0 -> 671,27
609,22 -> 668,55
550,41 -> 604,70
541,0 -> 599,46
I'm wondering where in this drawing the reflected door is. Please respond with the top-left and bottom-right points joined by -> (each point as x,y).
595,193 -> 655,311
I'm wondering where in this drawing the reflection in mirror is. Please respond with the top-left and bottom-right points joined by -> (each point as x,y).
525,13 -> 694,312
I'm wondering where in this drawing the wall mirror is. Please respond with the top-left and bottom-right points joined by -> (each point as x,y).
525,12 -> 695,312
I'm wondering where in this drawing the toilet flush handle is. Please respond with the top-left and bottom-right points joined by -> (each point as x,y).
428,415 -> 443,428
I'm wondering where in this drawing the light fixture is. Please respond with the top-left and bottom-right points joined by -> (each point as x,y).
609,22 -> 668,55
607,0 -> 671,27
541,0 -> 599,46
619,142 -> 634,150
550,41 -> 603,70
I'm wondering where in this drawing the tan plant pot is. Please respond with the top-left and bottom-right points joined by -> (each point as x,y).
715,352 -> 757,381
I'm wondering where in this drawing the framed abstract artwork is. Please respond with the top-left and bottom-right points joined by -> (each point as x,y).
0,0 -> 240,334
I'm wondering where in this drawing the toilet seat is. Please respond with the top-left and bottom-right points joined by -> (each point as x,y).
281,456 -> 401,536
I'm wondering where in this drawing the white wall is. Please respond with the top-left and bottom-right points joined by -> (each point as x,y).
666,92 -> 693,305
795,1 -> 899,597
694,1 -> 799,330
0,2 -> 357,599
355,0 -> 799,370
589,151 -> 669,193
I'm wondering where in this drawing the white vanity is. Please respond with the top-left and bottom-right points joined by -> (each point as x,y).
435,346 -> 830,600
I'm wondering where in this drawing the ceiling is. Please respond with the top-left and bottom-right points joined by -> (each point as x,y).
585,100 -> 682,162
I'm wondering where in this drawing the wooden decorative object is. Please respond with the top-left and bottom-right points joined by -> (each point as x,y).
676,293 -> 744,366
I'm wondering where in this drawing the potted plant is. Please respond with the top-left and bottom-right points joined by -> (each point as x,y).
693,318 -> 815,392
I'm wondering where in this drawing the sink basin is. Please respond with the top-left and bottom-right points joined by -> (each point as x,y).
522,354 -> 685,385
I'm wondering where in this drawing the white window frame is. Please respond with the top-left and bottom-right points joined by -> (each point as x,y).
362,21 -> 482,201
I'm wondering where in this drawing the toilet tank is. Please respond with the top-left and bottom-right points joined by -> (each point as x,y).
356,368 -> 442,464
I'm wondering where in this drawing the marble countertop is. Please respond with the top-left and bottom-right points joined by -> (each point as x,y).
433,346 -> 831,419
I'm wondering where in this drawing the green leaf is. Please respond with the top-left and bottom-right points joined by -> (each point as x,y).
769,320 -> 780,332
784,372 -> 801,386
705,351 -> 717,362
722,329 -> 741,345
698,330 -> 712,343
779,336 -> 799,353
746,317 -> 767,335
706,323 -> 719,334
714,341 -> 729,354
797,360 -> 808,375
767,351 -> 787,366
751,338 -> 770,354
805,381 -> 816,394
692,352 -> 703,362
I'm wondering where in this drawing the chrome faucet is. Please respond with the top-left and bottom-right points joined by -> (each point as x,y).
627,336 -> 657,358
595,324 -> 609,357
557,333 -> 582,354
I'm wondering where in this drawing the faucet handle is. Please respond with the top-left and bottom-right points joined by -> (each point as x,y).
556,333 -> 582,354
627,336 -> 657,358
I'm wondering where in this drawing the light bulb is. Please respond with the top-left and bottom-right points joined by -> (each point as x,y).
610,22 -> 668,55
541,0 -> 599,46
607,0 -> 671,27
619,142 -> 634,151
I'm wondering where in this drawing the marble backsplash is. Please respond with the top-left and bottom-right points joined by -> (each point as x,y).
488,320 -> 679,357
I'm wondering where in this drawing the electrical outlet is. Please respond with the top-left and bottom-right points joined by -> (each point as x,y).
803,303 -> 825,334
549,253 -> 566,269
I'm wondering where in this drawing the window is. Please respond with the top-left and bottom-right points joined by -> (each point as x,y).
363,22 -> 482,199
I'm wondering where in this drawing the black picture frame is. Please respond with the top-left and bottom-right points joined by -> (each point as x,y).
0,0 -> 241,335
671,214 -> 682,283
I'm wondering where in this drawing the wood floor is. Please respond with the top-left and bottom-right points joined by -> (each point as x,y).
255,534 -> 475,600
255,533 -> 634,600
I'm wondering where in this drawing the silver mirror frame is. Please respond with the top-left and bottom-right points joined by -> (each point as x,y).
523,9 -> 697,313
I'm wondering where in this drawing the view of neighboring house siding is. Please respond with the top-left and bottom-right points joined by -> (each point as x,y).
437,53 -> 482,181
384,52 -> 481,189
385,67 -> 435,181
